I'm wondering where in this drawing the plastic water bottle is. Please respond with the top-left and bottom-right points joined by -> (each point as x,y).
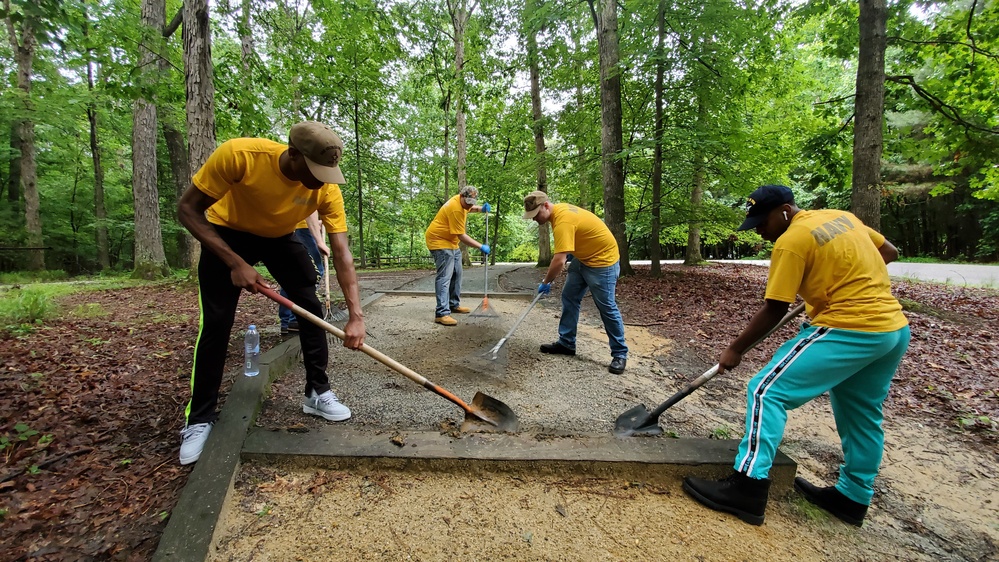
244,324 -> 260,377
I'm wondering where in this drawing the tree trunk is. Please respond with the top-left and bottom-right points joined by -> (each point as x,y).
354,95 -> 366,268
449,0 -> 473,267
684,155 -> 705,265
132,0 -> 170,279
851,0 -> 887,230
238,0 -> 254,136
183,0 -> 218,277
574,31 -> 588,210
6,123 -> 21,207
6,6 -> 43,269
684,96 -> 707,265
649,0 -> 665,277
162,111 -> 191,267
589,0 -> 630,274
526,0 -> 551,267
450,0 -> 470,192
86,43 -> 110,270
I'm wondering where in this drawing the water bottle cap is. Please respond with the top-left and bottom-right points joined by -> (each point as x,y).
248,324 -> 256,330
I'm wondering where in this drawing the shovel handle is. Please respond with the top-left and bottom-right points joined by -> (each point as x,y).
647,301 -> 806,420
255,283 -> 475,415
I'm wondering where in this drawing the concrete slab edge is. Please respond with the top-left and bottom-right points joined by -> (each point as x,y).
241,428 -> 796,492
378,289 -> 535,299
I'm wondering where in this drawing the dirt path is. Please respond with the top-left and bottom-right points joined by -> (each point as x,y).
210,266 -> 998,561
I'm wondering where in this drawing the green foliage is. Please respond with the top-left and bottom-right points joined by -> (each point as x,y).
709,425 -> 733,440
0,287 -> 54,325
1,422 -> 42,462
2,0 -> 998,280
509,242 -> 539,262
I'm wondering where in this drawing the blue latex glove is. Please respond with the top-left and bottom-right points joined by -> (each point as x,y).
538,282 -> 552,295
481,202 -> 492,213
480,244 -> 491,255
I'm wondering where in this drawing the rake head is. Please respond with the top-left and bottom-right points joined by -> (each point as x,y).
468,295 -> 501,318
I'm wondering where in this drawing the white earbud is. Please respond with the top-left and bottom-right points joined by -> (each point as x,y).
783,211 -> 788,221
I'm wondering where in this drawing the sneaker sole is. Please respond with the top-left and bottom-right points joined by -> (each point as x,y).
681,480 -> 765,526
179,451 -> 201,465
303,405 -> 351,422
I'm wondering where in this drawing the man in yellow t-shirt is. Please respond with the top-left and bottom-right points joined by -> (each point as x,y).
176,121 -> 365,466
522,191 -> 628,374
683,185 -> 910,528
424,185 -> 490,326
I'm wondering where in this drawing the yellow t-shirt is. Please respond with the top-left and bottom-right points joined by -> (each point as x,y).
193,138 -> 348,238
425,195 -> 469,250
765,209 -> 907,332
550,203 -> 619,267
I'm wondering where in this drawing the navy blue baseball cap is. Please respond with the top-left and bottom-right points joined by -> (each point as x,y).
737,184 -> 794,231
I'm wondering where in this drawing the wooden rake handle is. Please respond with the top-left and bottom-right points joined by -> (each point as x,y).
255,283 -> 475,414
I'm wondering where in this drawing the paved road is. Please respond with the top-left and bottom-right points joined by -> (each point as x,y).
381,260 -> 999,292
630,260 -> 999,287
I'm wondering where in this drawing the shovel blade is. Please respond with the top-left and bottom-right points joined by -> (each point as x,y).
460,392 -> 519,433
613,404 -> 664,437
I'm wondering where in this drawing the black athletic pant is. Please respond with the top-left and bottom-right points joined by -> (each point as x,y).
185,225 -> 330,425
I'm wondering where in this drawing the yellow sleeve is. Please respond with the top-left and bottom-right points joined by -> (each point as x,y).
867,226 -> 886,248
318,185 -> 348,234
192,140 -> 245,200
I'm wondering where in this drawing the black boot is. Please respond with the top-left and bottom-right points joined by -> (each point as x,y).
794,477 -> 867,527
539,341 -> 575,355
682,471 -> 771,525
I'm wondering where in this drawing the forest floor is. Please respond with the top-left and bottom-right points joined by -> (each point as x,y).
1,264 -> 997,561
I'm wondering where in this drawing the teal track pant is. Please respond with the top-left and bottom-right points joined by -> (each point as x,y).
734,323 -> 910,505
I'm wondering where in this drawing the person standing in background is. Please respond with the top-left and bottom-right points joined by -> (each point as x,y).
424,185 -> 491,326
279,211 -> 329,335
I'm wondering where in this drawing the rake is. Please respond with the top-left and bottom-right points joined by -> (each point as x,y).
469,212 -> 500,319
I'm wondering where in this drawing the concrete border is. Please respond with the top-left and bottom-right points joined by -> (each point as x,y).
241,427 -> 796,489
377,289 -> 535,299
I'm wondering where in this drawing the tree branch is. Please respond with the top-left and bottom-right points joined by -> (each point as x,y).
663,19 -> 722,78
163,8 -> 182,38
813,93 -> 856,105
887,74 -> 999,135
889,36 -> 998,62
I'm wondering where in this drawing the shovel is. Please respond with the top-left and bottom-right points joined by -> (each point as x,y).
614,302 -> 806,437
256,283 -> 519,433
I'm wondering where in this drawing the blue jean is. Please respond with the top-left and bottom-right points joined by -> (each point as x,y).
557,259 -> 628,358
279,228 -> 324,327
431,248 -> 462,317
734,324 -> 910,505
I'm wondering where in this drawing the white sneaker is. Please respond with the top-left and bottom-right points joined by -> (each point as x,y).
303,390 -> 352,421
179,422 -> 212,465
